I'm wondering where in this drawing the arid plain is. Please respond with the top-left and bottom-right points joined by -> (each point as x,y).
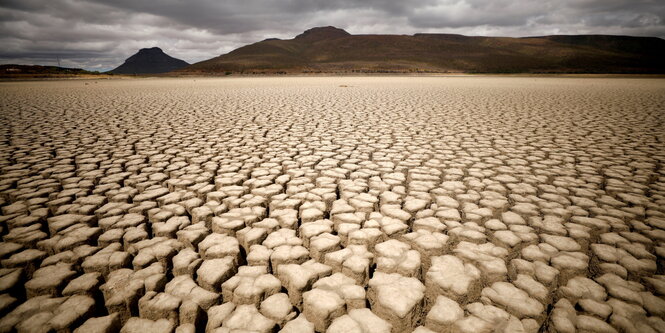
0,77 -> 664,333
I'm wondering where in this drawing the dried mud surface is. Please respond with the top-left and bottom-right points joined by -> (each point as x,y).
0,77 -> 664,333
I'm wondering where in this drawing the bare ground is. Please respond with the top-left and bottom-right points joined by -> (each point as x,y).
0,77 -> 664,332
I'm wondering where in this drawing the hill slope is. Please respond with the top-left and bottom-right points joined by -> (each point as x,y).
180,26 -> 665,74
109,47 -> 188,74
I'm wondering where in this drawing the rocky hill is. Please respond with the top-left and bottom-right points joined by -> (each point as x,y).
109,47 -> 188,74
179,26 -> 665,74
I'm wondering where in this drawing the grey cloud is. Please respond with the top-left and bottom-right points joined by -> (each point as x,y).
408,0 -> 547,28
1,0 -> 664,70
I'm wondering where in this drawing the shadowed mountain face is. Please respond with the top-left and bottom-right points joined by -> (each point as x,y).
180,27 -> 665,74
109,47 -> 189,74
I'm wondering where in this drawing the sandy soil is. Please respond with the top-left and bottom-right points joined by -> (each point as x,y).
0,77 -> 664,332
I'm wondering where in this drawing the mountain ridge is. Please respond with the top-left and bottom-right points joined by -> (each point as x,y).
109,47 -> 189,74
178,27 -> 665,74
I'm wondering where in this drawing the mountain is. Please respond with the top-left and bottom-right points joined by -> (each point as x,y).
109,47 -> 188,74
1,64 -> 101,78
179,26 -> 665,74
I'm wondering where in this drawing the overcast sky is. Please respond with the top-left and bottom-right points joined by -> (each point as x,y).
1,0 -> 664,71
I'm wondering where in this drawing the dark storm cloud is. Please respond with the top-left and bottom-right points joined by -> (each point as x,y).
1,0 -> 663,70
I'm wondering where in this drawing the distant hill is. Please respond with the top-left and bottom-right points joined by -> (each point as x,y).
0,64 -> 99,76
179,26 -> 665,74
109,47 -> 188,74
0,64 -> 102,78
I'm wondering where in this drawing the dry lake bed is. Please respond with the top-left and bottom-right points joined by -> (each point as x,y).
0,76 -> 664,332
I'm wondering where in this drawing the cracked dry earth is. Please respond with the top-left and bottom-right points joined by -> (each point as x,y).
0,76 -> 664,333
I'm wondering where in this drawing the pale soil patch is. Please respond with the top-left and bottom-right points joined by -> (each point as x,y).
0,77 -> 664,332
